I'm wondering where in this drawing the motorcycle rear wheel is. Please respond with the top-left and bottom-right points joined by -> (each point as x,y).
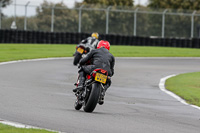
83,83 -> 101,113
73,52 -> 82,66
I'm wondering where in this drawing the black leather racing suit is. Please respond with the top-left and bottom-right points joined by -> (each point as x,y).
81,37 -> 99,51
77,47 -> 115,90
79,47 -> 115,76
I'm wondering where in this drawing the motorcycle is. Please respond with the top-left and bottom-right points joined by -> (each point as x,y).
74,68 -> 111,113
73,43 -> 93,66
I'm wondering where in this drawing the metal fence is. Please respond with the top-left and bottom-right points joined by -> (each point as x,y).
1,3 -> 200,38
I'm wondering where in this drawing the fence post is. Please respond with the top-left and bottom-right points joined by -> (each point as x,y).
24,1 -> 30,30
134,8 -> 139,36
106,6 -> 112,34
191,10 -> 196,38
78,5 -> 84,33
162,9 -> 168,38
14,0 -> 17,24
51,5 -> 55,32
0,1 -> 2,29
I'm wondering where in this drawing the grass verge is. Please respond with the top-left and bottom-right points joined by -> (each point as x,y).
165,72 -> 200,107
111,45 -> 200,57
0,123 -> 57,133
0,44 -> 75,62
1,44 -> 200,62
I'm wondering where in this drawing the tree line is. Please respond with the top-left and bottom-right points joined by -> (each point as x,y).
1,0 -> 200,38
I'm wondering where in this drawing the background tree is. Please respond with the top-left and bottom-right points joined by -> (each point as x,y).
147,0 -> 200,38
1,0 -> 13,29
35,0 -> 79,32
78,0 -> 135,35
148,0 -> 200,10
2,0 -> 196,38
82,0 -> 134,6
0,0 -> 12,8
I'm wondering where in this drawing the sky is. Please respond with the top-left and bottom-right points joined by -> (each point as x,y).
1,0 -> 148,16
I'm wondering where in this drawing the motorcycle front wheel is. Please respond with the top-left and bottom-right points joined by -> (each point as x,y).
83,83 -> 101,113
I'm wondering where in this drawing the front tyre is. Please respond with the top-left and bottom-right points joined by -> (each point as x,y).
83,83 -> 101,113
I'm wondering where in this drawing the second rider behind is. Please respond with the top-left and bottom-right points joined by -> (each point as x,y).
73,32 -> 99,66
81,32 -> 99,50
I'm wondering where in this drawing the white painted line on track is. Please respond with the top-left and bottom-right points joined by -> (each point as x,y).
159,75 -> 200,111
0,118 -> 61,132
116,57 -> 200,59
0,57 -> 73,66
0,119 -> 39,129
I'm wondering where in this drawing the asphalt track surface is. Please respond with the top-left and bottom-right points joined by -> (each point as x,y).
0,58 -> 200,133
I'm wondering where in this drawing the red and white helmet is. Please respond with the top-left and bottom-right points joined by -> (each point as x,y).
97,40 -> 110,50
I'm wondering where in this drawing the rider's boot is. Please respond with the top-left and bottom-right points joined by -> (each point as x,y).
99,79 -> 111,105
99,97 -> 104,105
73,76 -> 85,92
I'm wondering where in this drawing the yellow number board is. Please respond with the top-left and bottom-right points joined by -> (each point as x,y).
77,48 -> 84,54
95,73 -> 107,84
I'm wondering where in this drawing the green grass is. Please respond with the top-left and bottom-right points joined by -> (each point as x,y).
165,72 -> 200,107
0,44 -> 76,62
111,45 -> 200,57
0,123 -> 57,133
1,44 -> 200,62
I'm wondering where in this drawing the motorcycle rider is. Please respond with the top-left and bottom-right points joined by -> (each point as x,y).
73,32 -> 99,66
73,40 -> 115,103
80,32 -> 99,51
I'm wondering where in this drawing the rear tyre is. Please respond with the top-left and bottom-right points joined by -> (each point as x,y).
73,52 -> 82,66
83,83 -> 101,113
